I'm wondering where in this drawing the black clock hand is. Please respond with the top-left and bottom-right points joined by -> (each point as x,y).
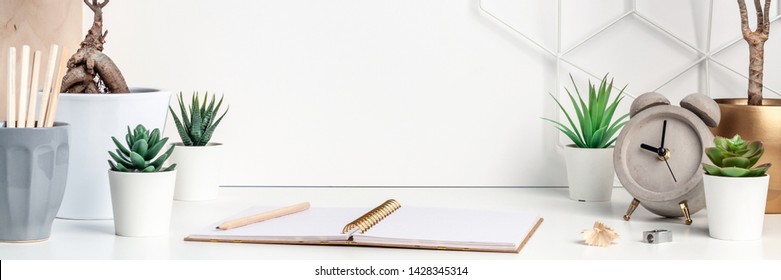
640,143 -> 659,153
660,120 -> 667,149
664,158 -> 677,182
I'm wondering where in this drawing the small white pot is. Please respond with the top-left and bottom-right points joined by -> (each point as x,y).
168,143 -> 223,201
703,174 -> 769,241
563,145 -> 615,202
108,170 -> 176,237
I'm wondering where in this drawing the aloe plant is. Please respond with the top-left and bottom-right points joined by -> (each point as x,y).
108,124 -> 176,172
169,92 -> 228,146
703,135 -> 771,177
543,74 -> 628,148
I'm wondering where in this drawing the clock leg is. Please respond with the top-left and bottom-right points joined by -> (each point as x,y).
679,200 -> 692,225
623,198 -> 640,221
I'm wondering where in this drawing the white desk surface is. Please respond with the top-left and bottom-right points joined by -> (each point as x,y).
1,187 -> 779,260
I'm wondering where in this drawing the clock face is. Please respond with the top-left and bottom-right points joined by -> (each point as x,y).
614,106 -> 713,202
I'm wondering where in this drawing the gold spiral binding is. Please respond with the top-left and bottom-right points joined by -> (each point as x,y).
341,199 -> 402,234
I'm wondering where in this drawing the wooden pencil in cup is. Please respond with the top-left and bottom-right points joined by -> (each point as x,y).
216,202 -> 311,230
37,44 -> 59,128
6,47 -> 16,128
25,51 -> 42,128
44,46 -> 68,128
17,46 -> 30,128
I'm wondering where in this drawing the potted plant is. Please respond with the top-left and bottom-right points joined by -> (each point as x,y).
55,0 -> 171,219
712,0 -> 781,213
167,92 -> 229,201
107,124 -> 177,237
702,135 -> 771,240
543,74 -> 628,201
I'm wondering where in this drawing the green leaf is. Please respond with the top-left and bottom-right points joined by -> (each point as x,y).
112,136 -> 130,156
116,149 -> 131,163
542,118 -> 586,148
125,126 -> 133,148
169,106 -> 193,146
199,107 -> 228,146
590,126 -> 607,148
190,95 -> 204,145
108,151 -> 133,169
162,163 -> 177,172
599,120 -> 626,148
177,92 -> 191,135
702,163 -> 721,175
548,92 -> 584,145
569,75 -> 592,145
201,93 -> 217,130
150,145 -> 175,169
722,157 -> 751,168
149,129 -> 160,147
131,139 -> 148,158
714,136 -> 728,150
593,76 -> 609,126
210,95 -> 225,127
200,92 -> 208,119
130,151 -> 146,170
108,160 -> 119,171
747,163 -> 772,177
705,147 -> 726,167
108,160 -> 129,172
146,137 -> 169,160
719,167 -> 751,177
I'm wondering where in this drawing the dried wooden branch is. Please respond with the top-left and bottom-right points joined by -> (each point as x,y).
738,0 -> 772,105
61,0 -> 129,93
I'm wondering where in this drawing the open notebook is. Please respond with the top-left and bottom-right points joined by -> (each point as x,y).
185,200 -> 543,253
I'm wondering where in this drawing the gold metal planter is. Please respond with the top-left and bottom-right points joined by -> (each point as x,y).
712,98 -> 781,213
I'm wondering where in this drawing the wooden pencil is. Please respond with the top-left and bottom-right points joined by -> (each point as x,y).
6,47 -> 16,128
25,51 -> 42,128
17,46 -> 30,128
37,45 -> 58,128
216,202 -> 311,230
44,46 -> 69,128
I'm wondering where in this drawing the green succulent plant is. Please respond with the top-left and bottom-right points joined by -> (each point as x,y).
702,135 -> 771,177
543,74 -> 628,148
108,124 -> 176,172
169,91 -> 229,146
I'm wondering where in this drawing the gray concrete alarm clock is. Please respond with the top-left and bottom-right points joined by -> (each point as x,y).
614,92 -> 720,225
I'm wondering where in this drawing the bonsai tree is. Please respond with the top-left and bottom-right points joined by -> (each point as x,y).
543,74 -> 628,148
61,0 -> 129,93
738,0 -> 772,105
108,124 -> 176,172
169,92 -> 229,146
703,135 -> 772,177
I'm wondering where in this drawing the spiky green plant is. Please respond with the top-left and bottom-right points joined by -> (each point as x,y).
702,135 -> 771,177
543,74 -> 628,148
108,124 -> 176,172
169,92 -> 228,146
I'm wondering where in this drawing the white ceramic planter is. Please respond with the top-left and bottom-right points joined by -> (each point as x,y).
168,143 -> 224,201
563,145 -> 615,202
703,174 -> 769,241
54,88 -> 172,219
108,170 -> 176,237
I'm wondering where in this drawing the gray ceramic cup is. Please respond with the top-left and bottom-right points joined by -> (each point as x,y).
0,122 -> 70,242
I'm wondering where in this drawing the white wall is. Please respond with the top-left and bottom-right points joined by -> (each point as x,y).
88,0 -> 780,186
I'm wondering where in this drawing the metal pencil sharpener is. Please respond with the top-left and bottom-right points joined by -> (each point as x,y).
643,229 -> 672,244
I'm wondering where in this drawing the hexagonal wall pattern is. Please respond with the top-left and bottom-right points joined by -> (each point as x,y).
480,0 -> 781,104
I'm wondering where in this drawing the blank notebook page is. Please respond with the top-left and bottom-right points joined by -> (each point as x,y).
189,207 -> 365,241
353,207 -> 539,249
